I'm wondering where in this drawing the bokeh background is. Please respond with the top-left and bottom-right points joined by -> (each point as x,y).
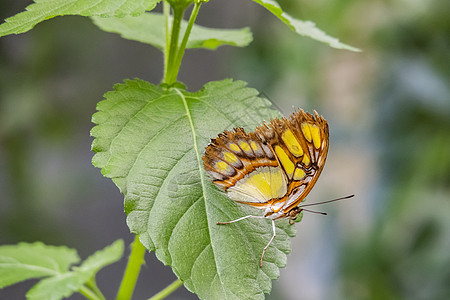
1,0 -> 448,299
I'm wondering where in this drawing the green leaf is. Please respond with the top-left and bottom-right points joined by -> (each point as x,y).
0,242 -> 79,289
91,12 -> 253,50
27,240 -> 124,300
91,79 -> 296,299
26,272 -> 91,300
0,0 -> 161,37
251,0 -> 360,51
0,241 -> 123,300
77,239 -> 124,273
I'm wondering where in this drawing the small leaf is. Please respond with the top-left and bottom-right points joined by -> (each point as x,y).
251,0 -> 360,51
77,239 -> 124,273
26,240 -> 124,300
0,0 -> 161,37
91,12 -> 253,50
0,241 -> 123,300
0,242 -> 79,289
26,272 -> 90,300
91,79 -> 296,299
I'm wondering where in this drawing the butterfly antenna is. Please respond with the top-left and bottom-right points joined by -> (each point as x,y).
299,194 -> 354,208
302,208 -> 327,215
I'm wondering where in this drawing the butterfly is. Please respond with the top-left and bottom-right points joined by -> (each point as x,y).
202,109 -> 330,267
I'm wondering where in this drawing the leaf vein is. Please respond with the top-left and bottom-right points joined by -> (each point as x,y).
115,98 -> 185,179
176,88 -> 230,297
143,145 -> 194,247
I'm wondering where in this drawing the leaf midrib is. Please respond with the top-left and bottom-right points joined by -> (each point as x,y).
175,88 -> 230,299
0,262 -> 61,276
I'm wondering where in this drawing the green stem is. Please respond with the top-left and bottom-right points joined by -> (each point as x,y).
167,1 -> 202,84
163,5 -> 184,85
85,278 -> 105,300
162,0 -> 171,81
163,1 -> 203,85
116,236 -> 146,300
79,285 -> 103,300
148,279 -> 183,300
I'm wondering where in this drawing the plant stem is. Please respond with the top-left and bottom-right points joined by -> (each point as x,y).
163,5 -> 184,85
79,285 -> 103,300
163,1 -> 203,85
162,0 -> 171,81
148,279 -> 183,300
85,278 -> 106,300
168,1 -> 202,84
116,235 -> 146,300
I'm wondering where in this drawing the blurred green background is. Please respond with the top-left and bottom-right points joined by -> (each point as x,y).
0,0 -> 449,299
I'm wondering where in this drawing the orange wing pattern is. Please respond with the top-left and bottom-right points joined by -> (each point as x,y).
202,109 -> 329,220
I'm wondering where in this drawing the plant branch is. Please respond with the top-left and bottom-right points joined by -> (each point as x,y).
85,278 -> 105,300
148,279 -> 183,300
167,1 -> 202,85
162,0 -> 171,81
163,5 -> 184,85
79,285 -> 104,300
116,236 -> 146,300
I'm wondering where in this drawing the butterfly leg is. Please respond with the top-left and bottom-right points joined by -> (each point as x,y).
216,215 -> 275,267
260,219 -> 276,267
216,214 -> 265,225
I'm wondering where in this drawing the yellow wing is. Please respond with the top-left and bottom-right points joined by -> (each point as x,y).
202,109 -> 329,219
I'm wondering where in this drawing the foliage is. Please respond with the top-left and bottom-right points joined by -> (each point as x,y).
251,0 -> 359,51
0,0 -> 358,299
0,241 -> 123,300
91,12 -> 252,50
91,79 -> 294,299
0,0 -> 160,37
0,0 -> 358,52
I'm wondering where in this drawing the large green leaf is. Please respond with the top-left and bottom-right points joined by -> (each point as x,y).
91,12 -> 253,50
0,0 -> 160,37
91,79 -> 296,299
251,0 -> 360,51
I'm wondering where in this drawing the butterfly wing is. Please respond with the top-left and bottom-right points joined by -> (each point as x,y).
202,109 -> 329,219
255,110 -> 329,216
202,127 -> 287,205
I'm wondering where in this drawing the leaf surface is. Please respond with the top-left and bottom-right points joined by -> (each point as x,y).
91,79 -> 296,299
26,240 -> 124,300
0,240 -> 123,300
251,0 -> 360,51
26,272 -> 90,300
77,239 -> 124,273
0,0 -> 160,37
91,12 -> 252,50
0,242 -> 79,289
